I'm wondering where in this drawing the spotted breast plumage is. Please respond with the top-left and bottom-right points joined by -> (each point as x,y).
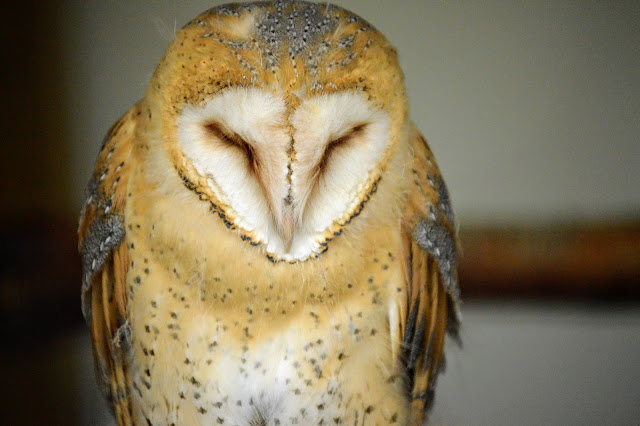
78,1 -> 460,425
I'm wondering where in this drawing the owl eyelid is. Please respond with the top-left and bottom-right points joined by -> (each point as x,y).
318,123 -> 368,171
328,122 -> 368,147
203,121 -> 258,168
203,121 -> 245,147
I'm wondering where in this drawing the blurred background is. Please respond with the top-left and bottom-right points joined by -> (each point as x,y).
1,1 -> 638,424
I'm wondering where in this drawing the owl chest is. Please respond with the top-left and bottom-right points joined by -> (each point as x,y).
124,234 -> 407,424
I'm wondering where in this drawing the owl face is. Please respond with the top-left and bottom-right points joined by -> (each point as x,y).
148,1 -> 407,261
178,86 -> 391,260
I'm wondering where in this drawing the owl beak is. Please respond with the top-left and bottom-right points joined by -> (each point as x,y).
251,159 -> 294,253
279,202 -> 294,253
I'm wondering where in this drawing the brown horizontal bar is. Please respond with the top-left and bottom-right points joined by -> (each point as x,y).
458,223 -> 640,299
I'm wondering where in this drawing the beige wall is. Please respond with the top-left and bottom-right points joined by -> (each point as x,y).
62,1 -> 640,225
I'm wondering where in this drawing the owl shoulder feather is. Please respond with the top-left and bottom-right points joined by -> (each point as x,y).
78,103 -> 142,422
398,124 -> 461,422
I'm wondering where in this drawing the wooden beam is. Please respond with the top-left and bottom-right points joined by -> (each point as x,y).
458,223 -> 640,299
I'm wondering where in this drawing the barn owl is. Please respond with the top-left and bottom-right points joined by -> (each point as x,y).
78,1 -> 460,425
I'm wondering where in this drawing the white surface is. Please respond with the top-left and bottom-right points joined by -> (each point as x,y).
60,1 -> 640,225
432,302 -> 640,425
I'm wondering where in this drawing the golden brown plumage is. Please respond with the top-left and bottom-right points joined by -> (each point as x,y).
400,127 -> 460,423
79,2 -> 460,424
79,104 -> 140,423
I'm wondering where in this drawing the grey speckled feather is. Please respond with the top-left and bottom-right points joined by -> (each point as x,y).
80,215 -> 126,322
194,0 -> 369,71
413,220 -> 459,299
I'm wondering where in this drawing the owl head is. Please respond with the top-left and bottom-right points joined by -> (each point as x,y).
144,1 -> 409,262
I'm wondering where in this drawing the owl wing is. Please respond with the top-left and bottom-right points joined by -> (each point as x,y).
397,125 -> 461,423
78,104 -> 141,424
